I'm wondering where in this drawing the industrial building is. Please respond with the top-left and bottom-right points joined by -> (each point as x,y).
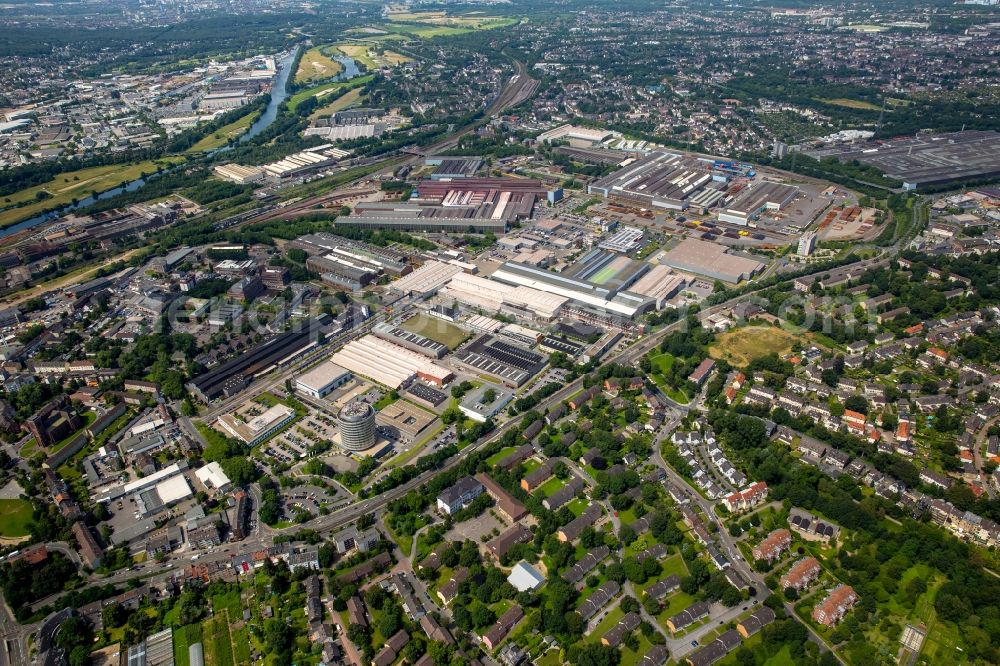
337,401 -> 377,451
537,124 -> 615,147
627,264 -> 687,309
588,151 -> 714,211
391,261 -> 465,298
598,226 -> 645,253
458,383 -> 514,422
195,461 -> 231,493
335,177 -> 555,235
373,322 -> 448,358
187,315 -> 330,402
490,261 -> 654,318
452,336 -> 546,388
295,362 -> 352,399
805,130 -> 1000,190
426,156 -> 483,179
376,401 -> 436,440
660,238 -> 764,283
717,181 -> 799,226
438,272 -> 568,320
329,335 -> 454,389
260,145 -> 351,179
96,461 -> 190,504
288,233 -> 412,276
798,231 -> 818,256
213,163 -> 265,185
217,403 -> 296,446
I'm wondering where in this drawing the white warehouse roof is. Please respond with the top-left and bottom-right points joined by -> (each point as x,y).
195,461 -> 231,491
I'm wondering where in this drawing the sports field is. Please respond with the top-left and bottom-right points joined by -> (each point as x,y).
401,313 -> 468,349
709,326 -> 800,367
0,499 -> 32,538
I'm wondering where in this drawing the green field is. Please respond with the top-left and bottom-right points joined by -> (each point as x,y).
310,88 -> 365,119
187,111 -> 261,153
295,45 -> 344,83
0,499 -> 33,539
0,158 -> 183,229
487,446 -> 517,467
536,476 -> 566,497
173,624 -> 203,666
401,313 -> 469,349
203,614 -> 235,666
709,325 -> 801,367
817,97 -> 882,111
286,75 -> 374,112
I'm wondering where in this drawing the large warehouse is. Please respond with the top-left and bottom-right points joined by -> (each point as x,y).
330,335 -> 454,389
336,177 -> 555,235
490,261 -> 654,318
661,238 -> 764,283
717,182 -> 799,226
288,233 -> 412,276
391,261 -> 465,298
295,362 -> 352,399
588,151 -> 715,210
805,130 -> 1000,190
186,316 -> 330,402
438,272 -> 568,320
628,265 -> 687,308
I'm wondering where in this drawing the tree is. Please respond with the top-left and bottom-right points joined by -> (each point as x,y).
568,643 -> 623,666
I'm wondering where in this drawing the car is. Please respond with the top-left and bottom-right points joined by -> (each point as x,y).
742,606 -> 748,611
691,640 -> 699,648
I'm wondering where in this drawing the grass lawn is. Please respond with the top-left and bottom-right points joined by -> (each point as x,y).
619,633 -> 655,666
287,75 -> 374,112
295,45 -> 344,83
186,111 -> 261,152
487,446 -> 517,467
401,313 -> 469,349
647,352 -> 675,374
763,645 -> 796,666
374,392 -> 399,410
709,326 -> 802,367
588,604 -> 624,636
383,23 -> 474,37
657,590 -> 697,624
660,553 -> 689,579
536,476 -> 566,498
0,499 -> 33,538
334,44 -> 378,70
19,438 -> 38,459
172,624 -> 203,666
310,87 -> 365,119
566,498 -> 589,517
535,649 -> 562,666
0,158 -> 182,229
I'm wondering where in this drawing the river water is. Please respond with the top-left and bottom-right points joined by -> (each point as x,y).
1,48 -> 361,240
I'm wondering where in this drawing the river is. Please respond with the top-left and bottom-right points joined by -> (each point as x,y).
1,48 -> 361,240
